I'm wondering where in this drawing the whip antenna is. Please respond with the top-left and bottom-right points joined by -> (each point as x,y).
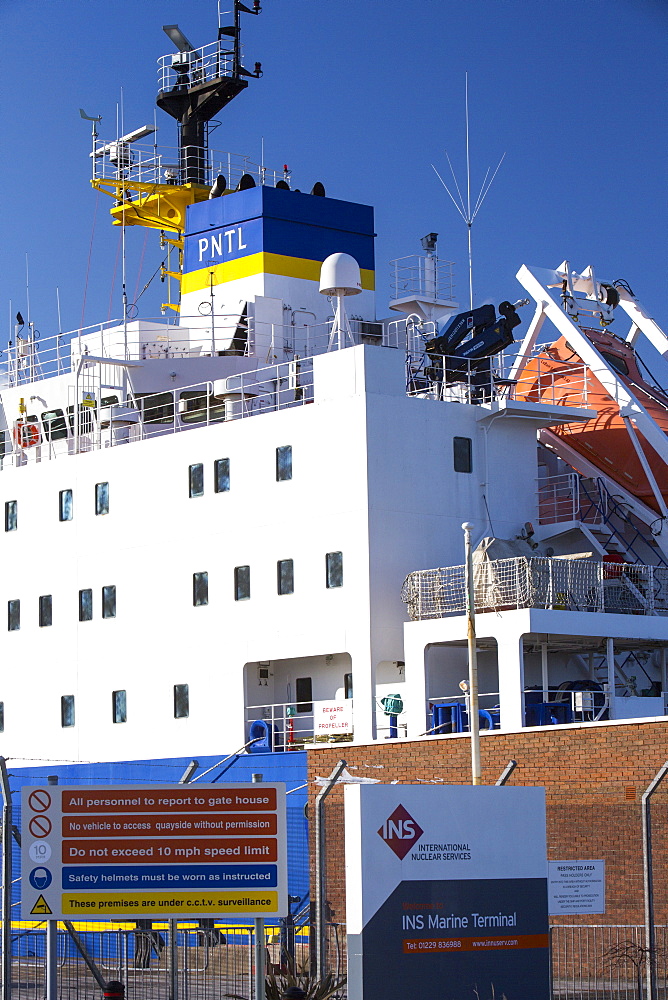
431,73 -> 505,310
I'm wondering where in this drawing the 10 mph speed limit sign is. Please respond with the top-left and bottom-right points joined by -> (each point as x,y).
21,783 -> 287,919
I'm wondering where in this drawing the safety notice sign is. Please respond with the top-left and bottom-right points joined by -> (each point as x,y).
21,783 -> 287,919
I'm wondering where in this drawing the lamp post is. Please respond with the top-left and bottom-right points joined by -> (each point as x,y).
462,522 -> 481,784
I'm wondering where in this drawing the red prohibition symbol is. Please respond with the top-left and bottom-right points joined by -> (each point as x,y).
28,790 -> 51,813
29,815 -> 52,839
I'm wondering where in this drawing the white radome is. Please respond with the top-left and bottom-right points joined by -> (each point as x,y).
319,252 -> 362,296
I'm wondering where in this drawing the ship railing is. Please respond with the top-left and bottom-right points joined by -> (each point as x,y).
264,317 -> 389,359
523,685 -> 610,726
389,255 -> 456,304
405,352 -> 519,405
537,472 -> 607,526
92,134 -> 290,190
387,315 -> 438,355
2,318 -> 139,386
538,472 -> 582,524
2,314 -> 258,387
426,691 -> 502,735
158,38 -> 237,95
510,353 -> 592,409
425,686 -> 610,736
119,360 -> 315,443
1,314 -> 392,390
403,338 -> 591,408
0,359 -> 316,468
402,556 -> 668,620
245,699 -> 354,750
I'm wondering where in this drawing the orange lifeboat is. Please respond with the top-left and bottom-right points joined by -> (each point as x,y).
517,327 -> 668,513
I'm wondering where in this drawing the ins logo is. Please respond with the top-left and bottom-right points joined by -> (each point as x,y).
378,804 -> 424,860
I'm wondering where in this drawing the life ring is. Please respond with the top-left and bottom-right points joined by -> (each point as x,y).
13,421 -> 40,448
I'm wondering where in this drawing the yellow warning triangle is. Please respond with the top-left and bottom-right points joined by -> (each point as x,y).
30,895 -> 52,915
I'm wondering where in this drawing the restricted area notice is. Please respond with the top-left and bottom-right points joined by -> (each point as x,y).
548,860 -> 605,915
21,783 -> 287,919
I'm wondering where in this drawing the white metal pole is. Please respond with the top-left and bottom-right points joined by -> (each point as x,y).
642,760 -> 668,1000
462,522 -> 481,784
46,923 -> 57,1000
0,759 -> 12,1000
169,919 -> 178,1000
336,295 -> 343,351
252,774 -> 265,1000
465,74 -> 473,311
541,643 -> 549,702
46,775 -> 58,1000
606,637 -> 615,720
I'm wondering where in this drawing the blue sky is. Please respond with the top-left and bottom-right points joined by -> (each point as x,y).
0,0 -> 666,347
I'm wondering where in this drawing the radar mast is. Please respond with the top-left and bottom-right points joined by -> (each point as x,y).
86,1 -> 263,310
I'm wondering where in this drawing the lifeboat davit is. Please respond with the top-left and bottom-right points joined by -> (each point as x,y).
518,327 -> 668,513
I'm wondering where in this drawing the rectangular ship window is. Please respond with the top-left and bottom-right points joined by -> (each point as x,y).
326,551 -> 343,589
59,489 -> 73,522
61,695 -> 75,728
102,585 -> 116,619
5,501 -> 17,532
79,589 -> 93,622
344,672 -> 353,699
214,458 -> 230,493
189,463 -> 204,498
276,445 -> 293,481
0,703 -> 4,732
277,559 -> 294,595
453,436 -> 472,473
39,595 -> 53,628
112,690 -> 127,724
7,600 -> 19,632
234,565 -> 250,601
174,684 -> 189,719
295,677 -> 313,713
193,572 -> 209,607
95,482 -> 109,515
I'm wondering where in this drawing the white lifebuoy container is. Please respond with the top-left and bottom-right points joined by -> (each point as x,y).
13,421 -> 40,448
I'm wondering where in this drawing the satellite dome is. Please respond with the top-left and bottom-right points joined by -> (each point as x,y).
319,253 -> 362,296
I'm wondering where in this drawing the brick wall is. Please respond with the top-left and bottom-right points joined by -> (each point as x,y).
307,719 -> 668,929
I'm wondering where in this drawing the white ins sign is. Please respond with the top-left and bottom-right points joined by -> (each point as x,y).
313,700 -> 353,735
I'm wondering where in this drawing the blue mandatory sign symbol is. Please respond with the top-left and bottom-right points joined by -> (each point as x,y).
29,867 -> 52,890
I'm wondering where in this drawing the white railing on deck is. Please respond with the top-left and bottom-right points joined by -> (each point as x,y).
537,472 -> 606,526
92,137 -> 289,190
390,255 -> 456,304
1,316 -> 389,388
402,556 -> 668,620
538,473 -> 582,524
0,360 -> 315,469
245,699 -> 354,748
405,344 -> 590,408
158,39 -> 236,95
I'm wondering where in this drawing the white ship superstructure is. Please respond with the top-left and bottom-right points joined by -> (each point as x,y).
3,1 -> 668,767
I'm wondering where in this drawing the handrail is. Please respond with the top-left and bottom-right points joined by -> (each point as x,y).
402,556 -> 668,620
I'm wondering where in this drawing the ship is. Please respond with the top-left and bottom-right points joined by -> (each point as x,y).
3,0 -> 668,810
